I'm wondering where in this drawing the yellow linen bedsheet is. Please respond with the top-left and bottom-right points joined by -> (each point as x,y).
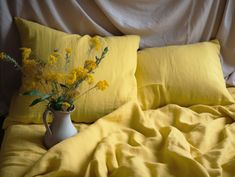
2,88 -> 235,177
26,101 -> 235,175
0,124 -> 89,177
0,125 -> 46,177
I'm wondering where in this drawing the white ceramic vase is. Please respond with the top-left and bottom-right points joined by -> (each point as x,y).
42,106 -> 77,149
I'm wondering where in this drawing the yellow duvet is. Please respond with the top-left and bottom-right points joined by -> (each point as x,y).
2,90 -> 235,177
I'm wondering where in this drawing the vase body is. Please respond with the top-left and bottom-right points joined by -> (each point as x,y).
43,107 -> 77,149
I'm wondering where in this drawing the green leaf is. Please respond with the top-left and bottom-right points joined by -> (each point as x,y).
96,47 -> 109,65
57,96 -> 65,102
53,102 -> 62,110
30,94 -> 52,107
52,100 -> 64,110
22,90 -> 45,97
103,47 -> 108,54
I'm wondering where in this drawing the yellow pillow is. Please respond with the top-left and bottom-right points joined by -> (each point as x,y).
136,40 -> 234,109
6,17 -> 139,124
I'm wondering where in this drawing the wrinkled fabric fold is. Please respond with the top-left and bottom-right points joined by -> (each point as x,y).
21,101 -> 235,177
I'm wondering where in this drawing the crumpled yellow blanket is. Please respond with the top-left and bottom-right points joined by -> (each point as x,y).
23,97 -> 235,177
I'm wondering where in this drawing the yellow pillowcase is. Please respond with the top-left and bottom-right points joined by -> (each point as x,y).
136,40 -> 234,109
7,17 -> 139,124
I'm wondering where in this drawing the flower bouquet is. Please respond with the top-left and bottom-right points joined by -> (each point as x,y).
0,36 -> 109,148
0,37 -> 109,111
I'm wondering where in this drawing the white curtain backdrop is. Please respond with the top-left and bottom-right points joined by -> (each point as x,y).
1,0 -> 235,114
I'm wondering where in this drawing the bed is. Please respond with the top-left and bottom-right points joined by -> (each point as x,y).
1,1 -> 235,177
1,91 -> 235,177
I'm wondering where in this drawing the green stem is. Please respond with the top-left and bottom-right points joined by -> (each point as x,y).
53,82 -> 60,98
4,54 -> 22,71
74,86 -> 96,100
39,80 -> 48,93
64,47 -> 108,99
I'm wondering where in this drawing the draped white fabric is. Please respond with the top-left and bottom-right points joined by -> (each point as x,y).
1,0 -> 235,114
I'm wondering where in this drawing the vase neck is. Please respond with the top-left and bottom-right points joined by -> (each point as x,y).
49,106 -> 75,115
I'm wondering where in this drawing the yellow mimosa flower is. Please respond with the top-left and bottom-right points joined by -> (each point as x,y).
0,52 -> 5,60
44,72 -> 58,82
84,60 -> 97,71
48,55 -> 58,65
21,79 -> 36,92
20,48 -> 31,60
91,36 -> 102,51
52,51 -> 62,58
86,74 -> 94,85
74,67 -> 88,80
67,89 -> 80,99
22,59 -> 38,76
66,71 -> 77,85
61,102 -> 71,111
65,48 -> 72,54
1,40 -> 109,111
22,58 -> 37,66
96,80 -> 109,90
55,73 -> 64,83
